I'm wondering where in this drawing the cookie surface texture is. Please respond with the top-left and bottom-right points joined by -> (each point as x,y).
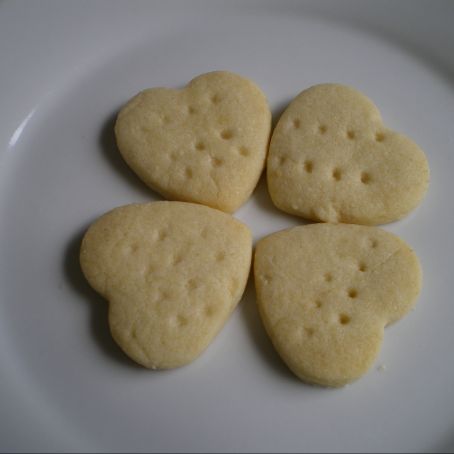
80,201 -> 252,369
267,84 -> 429,224
254,223 -> 422,387
115,71 -> 272,213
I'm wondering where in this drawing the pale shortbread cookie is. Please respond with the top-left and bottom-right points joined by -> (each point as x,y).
115,71 -> 271,213
254,223 -> 422,387
80,201 -> 252,369
267,84 -> 429,224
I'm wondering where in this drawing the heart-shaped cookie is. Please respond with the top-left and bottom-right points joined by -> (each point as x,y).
267,84 -> 429,224
115,71 -> 271,213
80,201 -> 252,369
254,223 -> 421,387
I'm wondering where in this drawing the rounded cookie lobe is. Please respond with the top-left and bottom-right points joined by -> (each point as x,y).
80,201 -> 252,369
253,223 -> 422,387
115,71 -> 272,213
267,84 -> 430,224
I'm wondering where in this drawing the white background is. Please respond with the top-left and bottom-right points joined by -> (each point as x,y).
0,1 -> 453,452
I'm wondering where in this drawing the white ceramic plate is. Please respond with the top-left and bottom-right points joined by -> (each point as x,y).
1,1 -> 453,451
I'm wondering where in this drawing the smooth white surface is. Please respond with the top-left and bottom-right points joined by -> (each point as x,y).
1,1 -> 453,452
